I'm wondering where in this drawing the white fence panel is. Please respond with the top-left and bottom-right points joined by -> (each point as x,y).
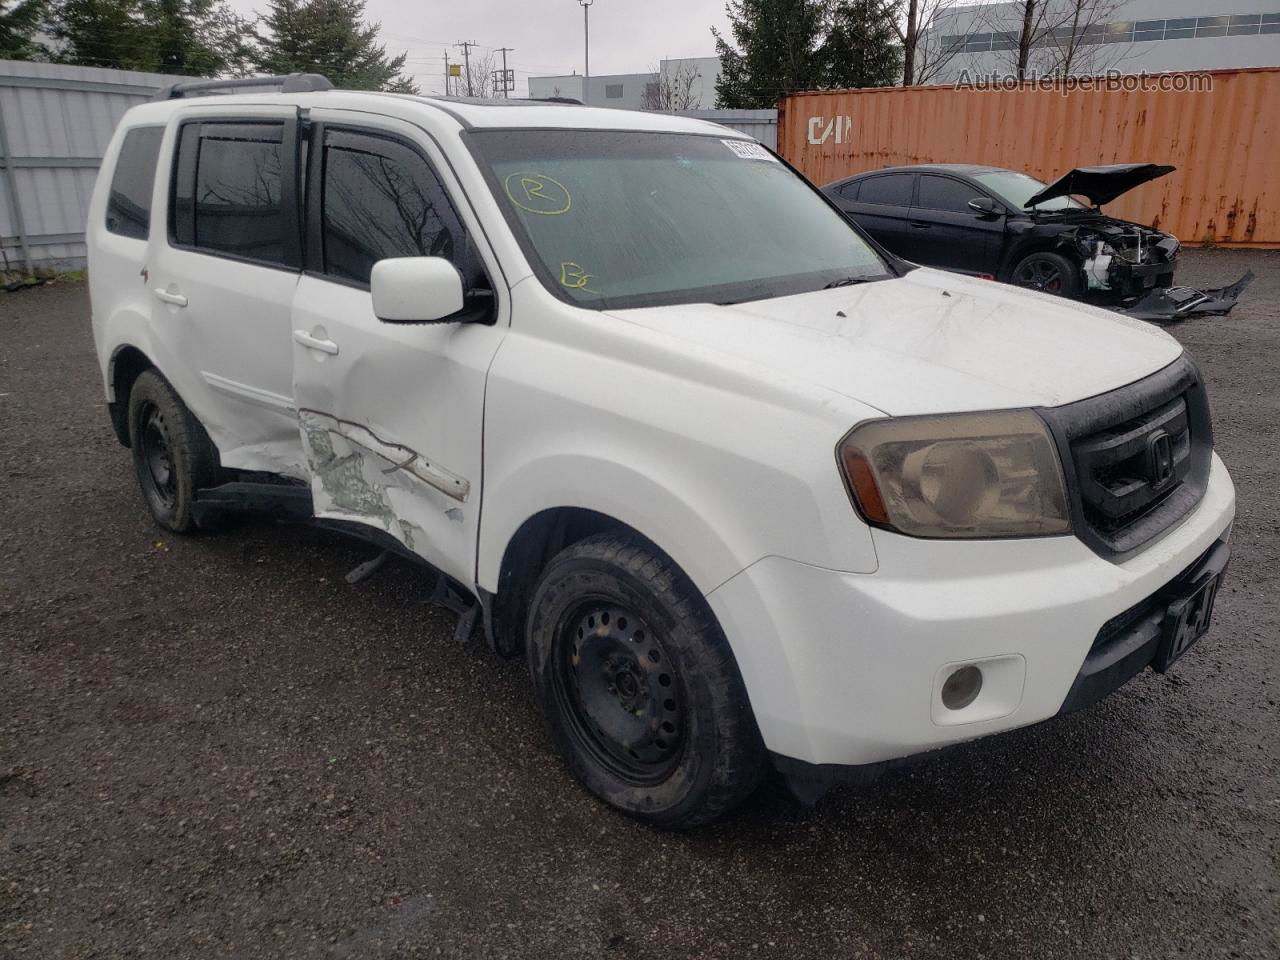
671,109 -> 778,150
0,61 -> 175,273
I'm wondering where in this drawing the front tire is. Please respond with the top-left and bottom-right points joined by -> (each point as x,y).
1010,251 -> 1081,298
126,370 -> 222,533
526,534 -> 766,828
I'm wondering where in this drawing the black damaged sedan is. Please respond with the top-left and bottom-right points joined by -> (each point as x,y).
823,163 -> 1250,319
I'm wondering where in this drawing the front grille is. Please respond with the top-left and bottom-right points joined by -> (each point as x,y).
1037,356 -> 1213,562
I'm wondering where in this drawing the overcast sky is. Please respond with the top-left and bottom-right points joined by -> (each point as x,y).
224,0 -> 735,97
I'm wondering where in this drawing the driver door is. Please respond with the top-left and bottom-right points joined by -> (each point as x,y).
290,113 -> 506,584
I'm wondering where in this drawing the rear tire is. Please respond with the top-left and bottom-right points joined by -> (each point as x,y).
526,533 -> 766,828
1010,251 -> 1081,298
126,370 -> 222,533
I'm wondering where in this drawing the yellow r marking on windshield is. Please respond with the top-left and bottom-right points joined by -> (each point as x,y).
504,172 -> 572,215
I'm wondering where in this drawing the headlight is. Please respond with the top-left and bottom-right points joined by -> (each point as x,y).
837,410 -> 1071,538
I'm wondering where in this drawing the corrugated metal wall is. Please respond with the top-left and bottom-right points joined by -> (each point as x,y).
778,68 -> 1280,247
672,109 -> 778,150
0,61 -> 178,272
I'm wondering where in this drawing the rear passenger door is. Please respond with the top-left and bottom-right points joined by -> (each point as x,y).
904,174 -> 1005,274
289,114 -> 507,584
148,109 -> 306,476
836,173 -> 914,259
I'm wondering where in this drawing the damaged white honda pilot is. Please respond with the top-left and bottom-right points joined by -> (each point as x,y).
89,75 -> 1234,827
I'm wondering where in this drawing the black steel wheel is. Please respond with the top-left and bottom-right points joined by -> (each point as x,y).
554,601 -> 684,785
137,399 -> 178,514
527,534 -> 766,828
126,369 -> 222,533
1011,251 -> 1080,298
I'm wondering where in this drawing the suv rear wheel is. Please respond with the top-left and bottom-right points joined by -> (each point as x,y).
526,533 -> 766,828
126,370 -> 222,533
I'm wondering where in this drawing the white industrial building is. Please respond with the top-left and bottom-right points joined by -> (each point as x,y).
922,1 -> 1280,83
527,57 -> 721,109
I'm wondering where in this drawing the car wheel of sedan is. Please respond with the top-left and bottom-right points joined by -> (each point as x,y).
1011,251 -> 1081,298
526,533 -> 766,828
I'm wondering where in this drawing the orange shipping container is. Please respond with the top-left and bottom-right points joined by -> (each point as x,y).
778,68 -> 1280,247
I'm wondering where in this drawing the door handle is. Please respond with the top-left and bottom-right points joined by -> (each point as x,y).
153,288 -> 188,307
293,329 -> 339,355
909,221 -> 932,229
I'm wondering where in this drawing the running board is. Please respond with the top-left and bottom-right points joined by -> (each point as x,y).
192,481 -> 314,525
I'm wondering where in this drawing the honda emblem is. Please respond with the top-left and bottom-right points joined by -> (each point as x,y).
1146,430 -> 1175,487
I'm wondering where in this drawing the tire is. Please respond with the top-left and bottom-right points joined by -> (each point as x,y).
1010,251 -> 1081,298
526,533 -> 766,828
126,370 -> 222,533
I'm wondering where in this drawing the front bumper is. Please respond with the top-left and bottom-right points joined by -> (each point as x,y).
706,454 -> 1235,771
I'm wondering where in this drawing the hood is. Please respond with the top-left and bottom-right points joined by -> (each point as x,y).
607,268 -> 1183,417
1027,163 -> 1175,208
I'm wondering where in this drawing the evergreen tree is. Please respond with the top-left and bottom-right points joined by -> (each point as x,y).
0,0 -> 46,60
253,0 -> 418,93
46,0 -> 252,75
713,0 -> 827,108
822,0 -> 902,89
713,0 -> 902,107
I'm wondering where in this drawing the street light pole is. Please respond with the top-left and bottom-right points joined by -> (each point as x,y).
579,0 -> 593,105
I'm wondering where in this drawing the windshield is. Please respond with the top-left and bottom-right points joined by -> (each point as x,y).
972,170 -> 1086,212
468,130 -> 892,309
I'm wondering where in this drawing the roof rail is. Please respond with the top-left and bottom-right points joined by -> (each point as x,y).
152,73 -> 333,102
528,96 -> 583,105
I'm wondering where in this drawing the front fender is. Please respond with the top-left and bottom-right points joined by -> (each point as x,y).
478,453 -> 753,598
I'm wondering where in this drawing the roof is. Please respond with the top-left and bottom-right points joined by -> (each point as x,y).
120,88 -> 741,138
836,163 -> 1012,180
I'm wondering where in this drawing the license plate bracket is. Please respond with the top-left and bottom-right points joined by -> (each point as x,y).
1153,574 -> 1220,672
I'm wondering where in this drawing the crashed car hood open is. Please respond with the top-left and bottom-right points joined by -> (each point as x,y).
1027,163 -> 1175,208
608,267 -> 1183,417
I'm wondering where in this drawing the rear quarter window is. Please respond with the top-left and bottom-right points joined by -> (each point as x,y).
105,127 -> 164,240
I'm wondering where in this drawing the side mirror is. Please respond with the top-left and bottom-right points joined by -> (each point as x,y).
371,257 -> 465,324
968,197 -> 1001,217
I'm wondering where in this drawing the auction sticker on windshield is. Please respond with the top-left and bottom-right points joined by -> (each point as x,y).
721,139 -> 776,162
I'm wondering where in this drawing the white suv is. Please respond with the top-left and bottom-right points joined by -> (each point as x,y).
88,76 -> 1235,826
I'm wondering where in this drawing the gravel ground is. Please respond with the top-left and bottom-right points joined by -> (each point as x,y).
1,250 -> 1277,960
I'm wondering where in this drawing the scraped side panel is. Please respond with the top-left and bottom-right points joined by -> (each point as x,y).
299,410 -> 467,558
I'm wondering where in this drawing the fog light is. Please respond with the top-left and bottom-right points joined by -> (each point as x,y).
941,665 -> 983,710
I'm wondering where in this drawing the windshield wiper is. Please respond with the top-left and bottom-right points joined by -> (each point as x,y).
823,276 -> 877,289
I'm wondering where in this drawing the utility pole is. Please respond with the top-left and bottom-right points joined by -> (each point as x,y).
456,41 -> 478,96
578,0 -> 593,105
443,51 -> 451,96
497,47 -> 514,98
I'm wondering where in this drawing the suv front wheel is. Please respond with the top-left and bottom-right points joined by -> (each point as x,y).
126,370 -> 222,533
526,533 -> 766,828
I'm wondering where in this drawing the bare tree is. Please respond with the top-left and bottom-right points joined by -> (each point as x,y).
1037,0 -> 1127,75
641,61 -> 702,112
974,0 -> 1126,80
864,0 -> 966,86
458,49 -> 497,98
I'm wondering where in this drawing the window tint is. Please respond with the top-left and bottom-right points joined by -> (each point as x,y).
172,122 -> 288,264
106,127 -> 163,239
858,174 -> 912,206
837,180 -> 860,201
321,130 -> 457,285
917,175 -> 984,213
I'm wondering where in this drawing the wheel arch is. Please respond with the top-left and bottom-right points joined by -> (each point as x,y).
998,235 -> 1084,283
106,343 -> 155,446
484,507 -> 665,658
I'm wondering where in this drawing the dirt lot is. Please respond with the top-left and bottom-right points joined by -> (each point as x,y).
1,250 -> 1278,960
